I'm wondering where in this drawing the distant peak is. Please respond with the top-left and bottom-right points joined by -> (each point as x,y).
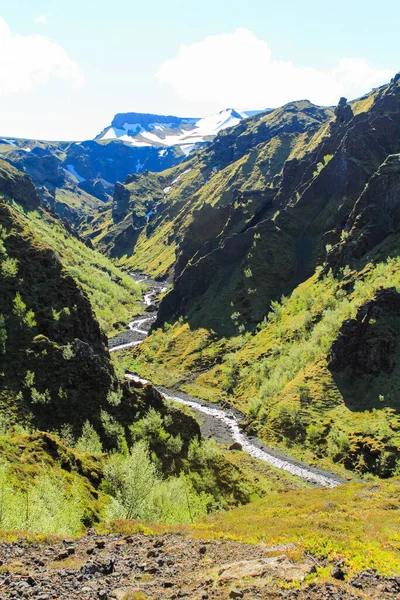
96,108 -> 260,154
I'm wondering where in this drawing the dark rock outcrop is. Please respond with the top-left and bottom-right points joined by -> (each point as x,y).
329,288 -> 400,374
334,97 -> 354,123
0,160 -> 40,210
112,182 -> 131,222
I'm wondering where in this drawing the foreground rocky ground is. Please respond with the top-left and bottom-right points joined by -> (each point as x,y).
0,532 -> 399,599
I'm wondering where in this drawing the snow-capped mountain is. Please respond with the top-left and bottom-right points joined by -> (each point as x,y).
96,109 -> 258,156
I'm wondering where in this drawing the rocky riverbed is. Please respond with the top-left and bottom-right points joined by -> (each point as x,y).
110,273 -> 345,488
109,273 -> 168,352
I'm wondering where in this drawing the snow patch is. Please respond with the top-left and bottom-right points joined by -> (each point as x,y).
171,168 -> 192,185
66,164 -> 86,182
97,109 -> 249,149
163,168 -> 192,194
180,144 -> 196,156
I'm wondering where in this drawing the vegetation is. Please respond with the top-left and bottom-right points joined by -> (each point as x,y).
129,257 -> 400,478
23,207 -> 145,335
186,479 -> 400,577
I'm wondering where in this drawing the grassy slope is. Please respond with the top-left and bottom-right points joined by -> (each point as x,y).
127,251 -> 400,479
107,478 -> 400,577
188,479 -> 400,576
16,206 -> 145,335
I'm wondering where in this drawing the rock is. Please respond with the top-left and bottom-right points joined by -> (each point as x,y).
334,97 -> 353,123
329,287 -> 400,374
229,589 -> 244,598
331,566 -> 346,580
81,559 -> 115,576
55,551 -> 70,561
0,159 -> 40,210
229,442 -> 242,451
113,588 -> 143,600
218,555 -> 314,583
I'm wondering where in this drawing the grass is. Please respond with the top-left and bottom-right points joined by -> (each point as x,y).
18,207 -> 146,335
130,258 -> 400,478
104,478 -> 400,577
190,480 -> 400,576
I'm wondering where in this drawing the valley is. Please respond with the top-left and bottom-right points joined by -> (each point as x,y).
0,71 -> 399,597
112,277 -> 343,487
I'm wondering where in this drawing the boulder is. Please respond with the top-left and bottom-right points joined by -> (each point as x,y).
229,442 -> 243,451
218,555 -> 314,583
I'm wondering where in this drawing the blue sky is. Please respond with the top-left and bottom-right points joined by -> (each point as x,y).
0,0 -> 398,140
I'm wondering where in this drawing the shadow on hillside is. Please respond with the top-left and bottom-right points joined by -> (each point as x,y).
330,366 -> 400,413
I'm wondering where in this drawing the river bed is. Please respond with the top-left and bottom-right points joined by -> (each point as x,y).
110,273 -> 346,488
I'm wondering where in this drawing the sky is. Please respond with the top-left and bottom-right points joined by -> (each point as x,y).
0,0 -> 398,140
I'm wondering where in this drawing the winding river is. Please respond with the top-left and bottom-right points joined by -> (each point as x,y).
109,275 -> 345,489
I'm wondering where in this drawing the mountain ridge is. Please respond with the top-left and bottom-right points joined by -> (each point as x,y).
96,107 -> 266,156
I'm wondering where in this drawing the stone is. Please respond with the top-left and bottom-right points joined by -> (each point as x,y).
229,442 -> 242,451
334,97 -> 353,123
329,288 -> 400,375
229,589 -> 244,598
331,566 -> 346,580
55,551 -> 70,561
81,559 -> 115,576
218,556 -> 314,583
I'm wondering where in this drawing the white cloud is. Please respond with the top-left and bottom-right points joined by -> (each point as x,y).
34,14 -> 48,25
157,28 -> 394,108
0,16 -> 84,94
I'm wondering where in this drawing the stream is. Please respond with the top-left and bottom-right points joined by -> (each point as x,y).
109,274 -> 345,488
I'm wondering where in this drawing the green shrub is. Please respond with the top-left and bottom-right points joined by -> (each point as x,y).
76,421 -> 103,454
0,460 -> 89,535
103,441 -> 210,524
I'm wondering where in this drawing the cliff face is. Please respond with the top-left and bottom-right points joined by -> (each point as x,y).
0,159 -> 40,210
0,201 -> 116,435
327,153 -> 400,268
153,77 -> 400,334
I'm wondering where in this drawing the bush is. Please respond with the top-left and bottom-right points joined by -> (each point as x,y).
76,421 -> 103,454
103,441 -> 210,524
0,460 -> 89,535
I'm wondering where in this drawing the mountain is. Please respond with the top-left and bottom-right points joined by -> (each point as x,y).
96,108 -> 263,156
0,109 -> 260,226
86,99 -> 333,272
95,75 -> 400,480
1,75 -> 400,587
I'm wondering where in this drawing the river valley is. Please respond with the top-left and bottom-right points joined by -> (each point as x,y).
109,274 -> 346,488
